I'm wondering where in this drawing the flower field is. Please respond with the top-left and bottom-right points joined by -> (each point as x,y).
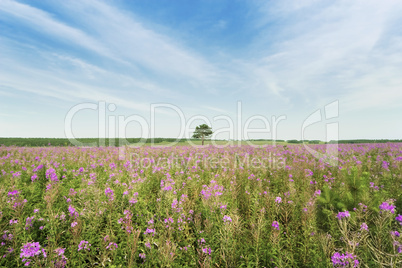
1,143 -> 402,267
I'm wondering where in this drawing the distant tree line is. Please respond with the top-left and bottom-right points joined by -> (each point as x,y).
287,139 -> 402,144
327,139 -> 402,144
0,138 -> 199,147
287,140 -> 321,144
0,138 -> 400,147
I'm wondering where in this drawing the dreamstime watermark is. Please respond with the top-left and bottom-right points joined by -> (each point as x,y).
64,100 -> 339,167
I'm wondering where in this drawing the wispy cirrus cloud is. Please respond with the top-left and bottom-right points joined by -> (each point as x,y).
0,0 -> 114,58
0,0 -> 236,114
0,0 -> 401,139
246,0 -> 402,109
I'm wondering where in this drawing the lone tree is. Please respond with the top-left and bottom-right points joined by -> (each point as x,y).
192,124 -> 213,145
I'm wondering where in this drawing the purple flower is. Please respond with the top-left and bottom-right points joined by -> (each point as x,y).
54,247 -> 65,256
143,228 -> 156,235
71,221 -> 78,228
8,190 -> 19,197
3,247 -> 14,258
53,247 -> 67,268
25,216 -> 35,230
105,187 -> 114,201
106,242 -> 118,251
139,253 -> 146,259
20,242 -> 47,265
129,197 -> 138,205
31,174 -> 38,182
163,218 -> 174,225
2,231 -> 13,241
45,168 -> 58,182
78,240 -> 91,251
59,213 -> 66,221
46,184 -> 52,191
314,190 -> 321,197
331,251 -> 359,267
200,181 -> 225,200
391,231 -> 400,237
396,214 -> 402,225
33,164 -> 43,172
223,215 -> 232,223
360,223 -> 369,231
275,197 -> 282,204
52,248 -> 67,268
337,211 -> 350,220
68,205 -> 78,218
382,161 -> 389,170
272,221 -> 280,230
379,202 -> 396,213
202,247 -> 212,255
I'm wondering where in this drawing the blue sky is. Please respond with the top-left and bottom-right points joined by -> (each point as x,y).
1,0 -> 401,141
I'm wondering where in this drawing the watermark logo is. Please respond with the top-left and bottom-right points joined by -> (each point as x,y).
64,100 -> 339,166
64,101 -> 287,148
127,152 -> 285,170
301,100 -> 339,166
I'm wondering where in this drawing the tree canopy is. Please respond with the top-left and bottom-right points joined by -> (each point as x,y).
192,124 -> 213,145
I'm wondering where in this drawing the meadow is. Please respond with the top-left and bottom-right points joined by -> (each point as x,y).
0,143 -> 402,267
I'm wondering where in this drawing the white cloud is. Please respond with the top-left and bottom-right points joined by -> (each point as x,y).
0,0 -> 115,59
46,0 -> 219,87
248,0 -> 402,110
0,0 -> 401,139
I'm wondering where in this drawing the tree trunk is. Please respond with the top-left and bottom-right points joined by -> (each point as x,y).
202,135 -> 204,146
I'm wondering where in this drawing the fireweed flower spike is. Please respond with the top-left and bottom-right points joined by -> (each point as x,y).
53,248 -> 67,267
379,202 -> 396,213
360,223 -> 369,232
202,247 -> 212,255
139,253 -> 146,259
20,242 -> 47,266
331,252 -> 359,267
105,188 -> 115,201
391,231 -> 400,237
337,211 -> 350,220
223,215 -> 232,224
106,242 -> 118,251
275,196 -> 282,203
68,205 -> 78,218
78,240 -> 91,251
25,216 -> 35,230
396,214 -> 402,225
